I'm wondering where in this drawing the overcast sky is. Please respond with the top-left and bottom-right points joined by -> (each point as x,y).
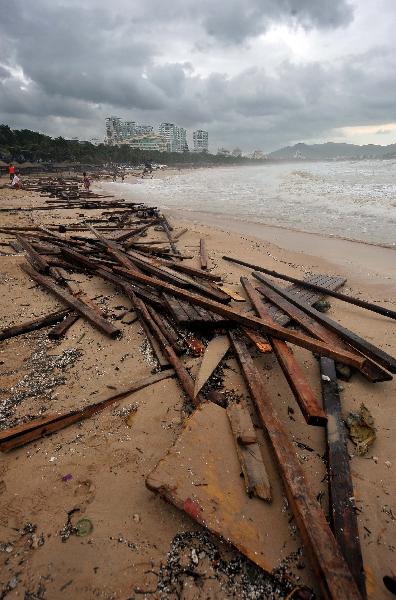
1,0 -> 395,152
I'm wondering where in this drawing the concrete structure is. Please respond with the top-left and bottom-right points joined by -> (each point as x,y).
159,122 -> 188,152
105,117 -> 154,145
119,134 -> 167,152
193,129 -> 208,152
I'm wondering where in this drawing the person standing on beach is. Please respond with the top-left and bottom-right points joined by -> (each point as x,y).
83,172 -> 90,191
8,164 -> 15,181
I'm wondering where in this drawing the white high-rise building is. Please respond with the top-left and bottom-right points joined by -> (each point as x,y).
193,130 -> 208,153
159,122 -> 188,152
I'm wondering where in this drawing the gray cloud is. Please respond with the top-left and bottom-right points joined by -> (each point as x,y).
0,0 -> 395,151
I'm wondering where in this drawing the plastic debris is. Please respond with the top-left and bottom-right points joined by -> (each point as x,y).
75,518 -> 93,537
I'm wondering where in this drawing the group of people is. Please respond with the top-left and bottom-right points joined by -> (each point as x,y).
8,164 -> 22,189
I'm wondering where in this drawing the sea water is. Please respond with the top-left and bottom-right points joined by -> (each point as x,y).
106,160 -> 396,247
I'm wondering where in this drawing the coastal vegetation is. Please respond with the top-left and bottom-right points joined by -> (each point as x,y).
0,125 -> 257,167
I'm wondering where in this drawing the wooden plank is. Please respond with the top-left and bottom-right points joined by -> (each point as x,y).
227,401 -> 271,501
15,234 -> 50,274
241,328 -> 273,353
146,402 -> 301,574
114,267 -> 366,370
157,258 -> 222,281
193,335 -> 230,398
320,357 -> 367,599
223,256 -> 396,321
200,238 -> 208,270
253,274 -> 396,374
0,371 -> 175,452
229,333 -> 362,600
22,264 -> 121,339
255,277 -> 392,383
48,312 -> 80,339
242,278 -> 326,426
0,309 -> 71,341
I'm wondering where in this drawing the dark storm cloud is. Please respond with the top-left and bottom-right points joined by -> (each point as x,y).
0,0 -> 395,150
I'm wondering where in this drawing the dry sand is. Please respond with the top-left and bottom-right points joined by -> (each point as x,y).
0,175 -> 395,599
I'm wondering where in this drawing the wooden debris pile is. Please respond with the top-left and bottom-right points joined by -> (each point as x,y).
1,192 -> 395,600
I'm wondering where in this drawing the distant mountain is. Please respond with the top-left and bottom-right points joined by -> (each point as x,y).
268,142 -> 396,160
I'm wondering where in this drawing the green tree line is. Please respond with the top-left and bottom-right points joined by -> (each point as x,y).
0,124 -> 260,167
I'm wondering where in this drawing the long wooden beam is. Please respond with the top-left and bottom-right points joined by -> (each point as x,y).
255,278 -> 392,383
241,277 -> 326,426
229,333 -> 362,600
223,255 -> 396,321
223,256 -> 396,319
320,357 -> 367,598
253,273 -> 396,374
0,309 -> 70,341
0,371 -> 175,452
113,266 -> 366,369
21,264 -> 121,339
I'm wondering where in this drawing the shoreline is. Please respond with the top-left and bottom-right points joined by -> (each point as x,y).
100,177 -> 396,294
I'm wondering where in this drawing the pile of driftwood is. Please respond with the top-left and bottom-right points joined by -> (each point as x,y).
1,187 -> 395,599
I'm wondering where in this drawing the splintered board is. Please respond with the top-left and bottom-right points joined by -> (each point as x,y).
146,402 -> 304,574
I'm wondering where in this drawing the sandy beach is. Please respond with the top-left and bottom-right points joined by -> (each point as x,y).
0,174 -> 395,599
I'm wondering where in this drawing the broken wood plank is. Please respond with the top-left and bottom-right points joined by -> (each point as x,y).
156,258 -> 222,281
200,238 -> 208,270
216,284 -> 246,302
0,309 -> 71,341
146,402 -> 301,574
242,277 -> 326,426
229,333 -> 362,600
0,371 -> 175,452
223,256 -> 396,321
255,277 -> 392,383
253,273 -> 396,374
48,312 -> 80,339
320,357 -> 367,598
193,335 -> 230,398
114,267 -> 366,370
15,234 -> 50,274
227,400 -> 271,501
22,264 -> 121,339
241,327 -> 272,353
146,306 -> 185,355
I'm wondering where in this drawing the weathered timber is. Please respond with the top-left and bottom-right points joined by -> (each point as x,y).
229,333 -> 362,600
172,227 -> 188,241
114,267 -> 366,369
146,306 -> 185,355
241,327 -> 272,353
0,371 -> 175,452
200,238 -> 208,270
48,312 -> 80,339
22,264 -> 121,339
255,277 -> 392,383
157,258 -> 222,281
320,357 -> 367,599
161,219 -> 180,255
223,255 -> 396,321
241,277 -> 326,426
0,309 -> 71,341
252,273 -> 396,374
124,250 -> 230,303
15,234 -> 50,273
227,400 -> 271,501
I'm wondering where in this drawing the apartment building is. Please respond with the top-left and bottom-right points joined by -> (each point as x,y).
193,129 -> 208,152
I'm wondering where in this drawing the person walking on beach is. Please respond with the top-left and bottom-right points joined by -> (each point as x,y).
8,164 -> 15,181
83,172 -> 90,191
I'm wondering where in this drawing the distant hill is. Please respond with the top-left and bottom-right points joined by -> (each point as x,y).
268,141 -> 396,160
